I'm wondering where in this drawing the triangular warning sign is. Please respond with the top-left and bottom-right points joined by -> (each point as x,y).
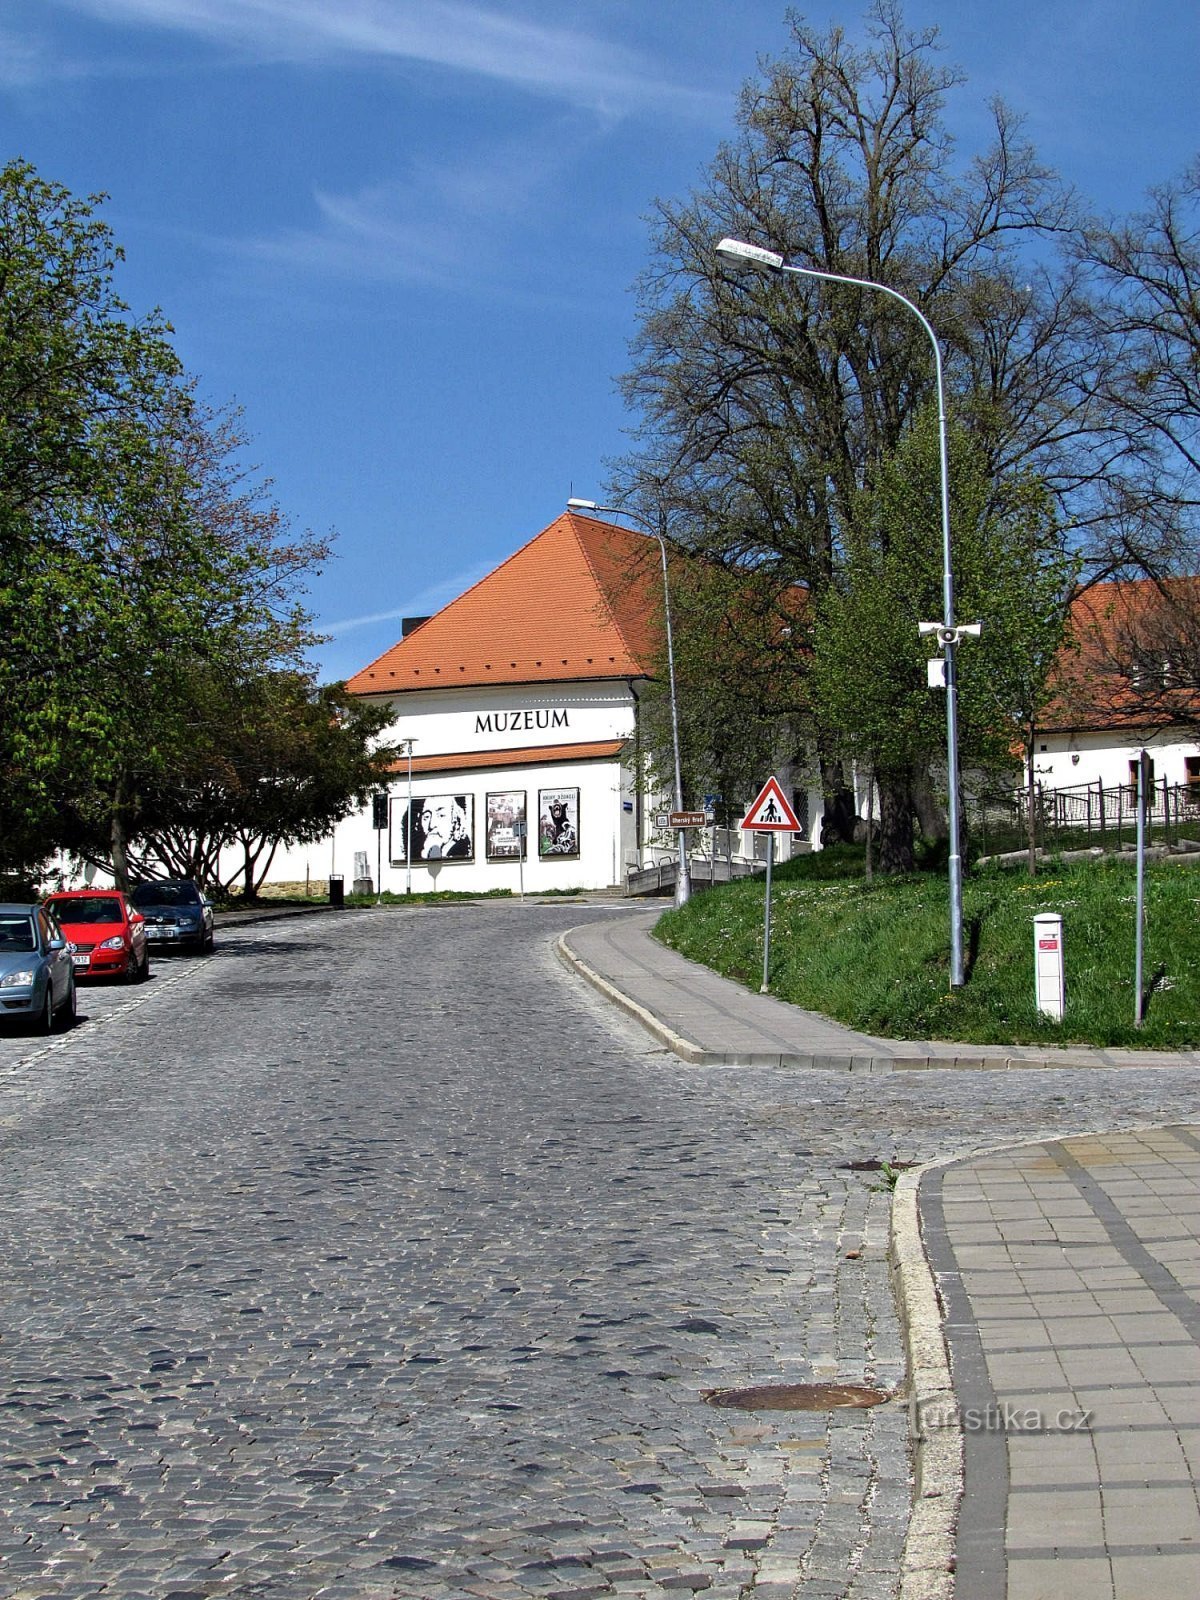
740,775 -> 802,832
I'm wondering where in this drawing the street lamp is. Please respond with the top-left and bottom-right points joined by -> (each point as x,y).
400,737 -> 415,896
567,498 -> 692,907
715,236 -> 966,986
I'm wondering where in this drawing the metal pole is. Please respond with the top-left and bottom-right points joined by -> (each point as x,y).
405,741 -> 413,896
716,242 -> 964,985
565,499 -> 691,908
761,833 -> 774,992
1135,750 -> 1147,1027
655,530 -> 692,908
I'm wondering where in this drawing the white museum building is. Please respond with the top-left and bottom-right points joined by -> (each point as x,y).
271,508 -> 814,895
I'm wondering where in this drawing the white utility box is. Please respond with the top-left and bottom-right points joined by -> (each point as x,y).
1033,912 -> 1064,1021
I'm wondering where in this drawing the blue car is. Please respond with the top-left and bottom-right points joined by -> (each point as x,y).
0,902 -> 77,1033
129,879 -> 214,953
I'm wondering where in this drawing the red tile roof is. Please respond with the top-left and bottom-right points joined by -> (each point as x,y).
348,512 -> 660,695
386,740 -> 627,776
1042,578 -> 1200,732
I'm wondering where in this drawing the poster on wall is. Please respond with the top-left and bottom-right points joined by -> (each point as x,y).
486,791 -> 526,859
395,793 -> 475,861
538,787 -> 580,858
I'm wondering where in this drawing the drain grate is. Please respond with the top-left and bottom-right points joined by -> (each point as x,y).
703,1382 -> 891,1411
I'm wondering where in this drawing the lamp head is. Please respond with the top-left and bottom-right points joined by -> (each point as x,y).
715,237 -> 784,272
566,497 -> 598,511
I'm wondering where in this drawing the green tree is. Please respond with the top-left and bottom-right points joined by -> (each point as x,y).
808,415 -> 1075,870
104,672 -> 397,898
617,3 -> 1098,864
0,159 -> 191,867
0,162 -> 333,882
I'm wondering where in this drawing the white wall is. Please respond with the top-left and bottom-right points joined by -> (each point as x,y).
1032,726 -> 1200,795
258,679 -> 641,894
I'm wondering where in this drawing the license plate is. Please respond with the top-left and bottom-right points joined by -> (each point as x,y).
147,927 -> 177,940
72,954 -> 91,968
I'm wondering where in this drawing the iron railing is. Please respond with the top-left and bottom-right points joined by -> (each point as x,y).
969,779 -> 1200,857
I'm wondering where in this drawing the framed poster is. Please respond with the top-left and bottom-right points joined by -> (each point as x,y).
394,793 -> 475,862
538,787 -> 580,859
486,790 -> 526,859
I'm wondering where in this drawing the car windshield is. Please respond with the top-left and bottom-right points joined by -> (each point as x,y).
52,896 -> 123,924
0,914 -> 36,952
131,883 -> 199,907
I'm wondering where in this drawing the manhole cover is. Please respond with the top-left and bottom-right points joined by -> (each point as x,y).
702,1382 -> 891,1411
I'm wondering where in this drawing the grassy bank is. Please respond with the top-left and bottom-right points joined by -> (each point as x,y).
654,851 -> 1200,1049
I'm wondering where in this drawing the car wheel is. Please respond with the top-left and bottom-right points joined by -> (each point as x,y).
141,949 -> 151,981
125,948 -> 140,984
38,985 -> 55,1035
57,979 -> 77,1031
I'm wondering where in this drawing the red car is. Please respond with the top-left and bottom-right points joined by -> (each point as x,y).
43,889 -> 150,983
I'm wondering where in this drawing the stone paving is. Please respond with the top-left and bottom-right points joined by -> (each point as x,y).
2,904 -> 1200,1599
923,1126 -> 1200,1600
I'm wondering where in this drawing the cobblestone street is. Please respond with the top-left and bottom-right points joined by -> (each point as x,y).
3,904 -> 1200,1600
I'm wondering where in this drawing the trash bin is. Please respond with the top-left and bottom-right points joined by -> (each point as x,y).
328,874 -> 344,907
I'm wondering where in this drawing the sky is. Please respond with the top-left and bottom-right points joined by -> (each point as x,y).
4,0 -> 1199,683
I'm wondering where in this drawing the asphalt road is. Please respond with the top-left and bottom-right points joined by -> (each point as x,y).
3,905 -> 1200,1600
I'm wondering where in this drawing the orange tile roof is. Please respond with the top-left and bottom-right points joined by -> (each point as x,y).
1039,578 -> 1200,733
347,512 -> 661,694
386,740 -> 626,776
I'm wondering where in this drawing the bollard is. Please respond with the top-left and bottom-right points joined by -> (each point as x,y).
1033,912 -> 1064,1021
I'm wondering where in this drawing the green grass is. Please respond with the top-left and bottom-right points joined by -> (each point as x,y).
654,852 -> 1200,1049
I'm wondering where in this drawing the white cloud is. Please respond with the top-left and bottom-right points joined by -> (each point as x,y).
321,559 -> 493,635
55,0 -> 720,116
0,24 -> 62,88
231,125 -> 590,287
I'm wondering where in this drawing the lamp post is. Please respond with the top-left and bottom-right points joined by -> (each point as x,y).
567,498 -> 691,907
715,236 -> 966,986
401,738 -> 415,896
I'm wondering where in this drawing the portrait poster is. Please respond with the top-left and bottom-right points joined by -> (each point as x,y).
486,790 -> 526,859
538,787 -> 580,859
395,793 -> 475,862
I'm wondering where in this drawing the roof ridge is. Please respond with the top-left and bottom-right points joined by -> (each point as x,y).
342,517 -> 573,684
567,511 -> 653,666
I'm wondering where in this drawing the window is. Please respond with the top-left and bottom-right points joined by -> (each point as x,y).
1186,756 -> 1200,800
1128,756 -> 1155,789
792,788 -> 810,840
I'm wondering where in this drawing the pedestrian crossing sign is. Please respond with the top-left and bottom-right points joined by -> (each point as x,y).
740,775 -> 802,832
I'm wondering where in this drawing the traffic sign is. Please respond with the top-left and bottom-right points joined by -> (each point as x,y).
669,810 -> 708,830
740,776 -> 802,833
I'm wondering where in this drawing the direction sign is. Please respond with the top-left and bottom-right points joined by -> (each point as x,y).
740,776 -> 802,833
670,810 -> 708,830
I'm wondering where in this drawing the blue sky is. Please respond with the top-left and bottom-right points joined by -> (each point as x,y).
4,1 -> 1198,682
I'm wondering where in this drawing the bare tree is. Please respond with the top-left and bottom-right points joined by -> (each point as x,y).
617,2 -> 1094,868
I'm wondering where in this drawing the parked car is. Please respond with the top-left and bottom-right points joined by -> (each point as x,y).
43,889 -> 149,983
129,879 -> 214,953
0,902 -> 76,1032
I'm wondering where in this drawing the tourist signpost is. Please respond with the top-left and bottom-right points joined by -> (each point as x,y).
740,777 -> 802,992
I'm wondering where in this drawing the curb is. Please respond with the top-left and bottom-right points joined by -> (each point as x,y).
890,1165 -> 961,1600
556,928 -> 1200,1073
554,931 -> 710,1063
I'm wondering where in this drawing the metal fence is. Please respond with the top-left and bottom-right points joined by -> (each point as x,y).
969,778 -> 1200,857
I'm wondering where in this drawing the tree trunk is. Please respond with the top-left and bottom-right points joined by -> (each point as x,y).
819,754 -> 858,845
1025,724 -> 1038,877
110,772 -> 132,891
877,773 -> 916,874
911,765 -> 947,845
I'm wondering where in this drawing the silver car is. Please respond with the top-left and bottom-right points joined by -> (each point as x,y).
0,903 -> 76,1033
